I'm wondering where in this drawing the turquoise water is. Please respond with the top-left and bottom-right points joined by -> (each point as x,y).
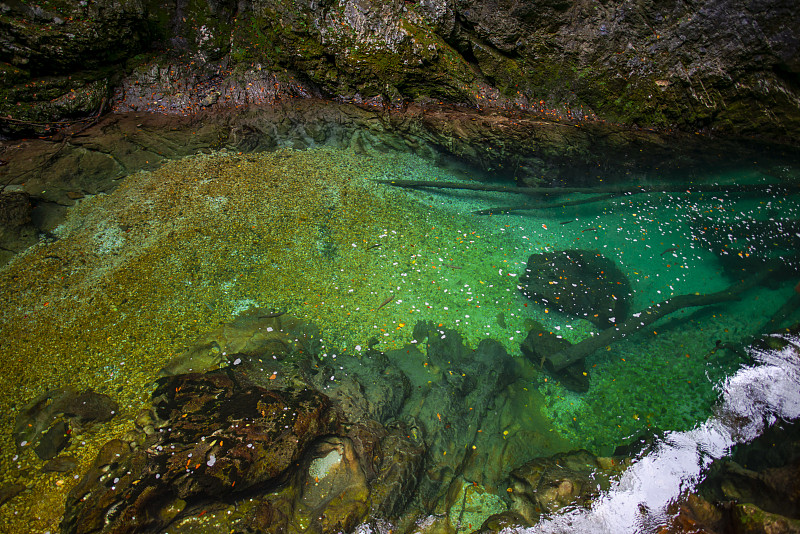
410,164 -> 799,451
1,136 -> 798,532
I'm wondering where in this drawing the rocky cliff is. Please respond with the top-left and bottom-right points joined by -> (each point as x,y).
1,0 -> 799,142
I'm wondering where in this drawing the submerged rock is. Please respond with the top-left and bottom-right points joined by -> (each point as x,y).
59,313 -> 615,533
476,511 -> 532,533
33,420 -> 69,461
159,309 -> 319,376
387,323 -> 518,514
61,371 -> 339,534
517,249 -> 632,329
690,215 -> 800,278
520,326 -> 590,392
307,348 -> 411,425
295,436 -> 371,532
13,387 -> 117,459
507,450 -> 626,524
42,456 -> 78,473
0,483 -> 26,507
62,349 -> 428,534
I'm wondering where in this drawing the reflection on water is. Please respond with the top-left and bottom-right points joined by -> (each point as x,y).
530,334 -> 800,533
0,138 -> 798,533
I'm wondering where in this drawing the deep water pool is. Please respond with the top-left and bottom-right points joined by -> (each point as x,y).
1,131 -> 799,534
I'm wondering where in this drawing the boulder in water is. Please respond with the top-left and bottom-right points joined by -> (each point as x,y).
517,249 -> 632,328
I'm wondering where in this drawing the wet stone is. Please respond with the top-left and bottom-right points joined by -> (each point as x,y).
0,483 -> 26,507
507,449 -> 626,524
517,249 -> 632,329
33,420 -> 70,461
42,455 -> 78,473
61,371 -> 339,534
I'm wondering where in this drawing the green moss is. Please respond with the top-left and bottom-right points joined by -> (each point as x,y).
0,62 -> 29,87
0,69 -> 112,136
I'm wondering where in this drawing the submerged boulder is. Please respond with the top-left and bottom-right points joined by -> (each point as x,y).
520,325 -> 590,392
159,309 -> 319,376
62,351 -> 426,533
61,372 -> 339,534
14,387 -> 118,460
387,322 -> 518,514
507,450 -> 627,524
517,249 -> 632,329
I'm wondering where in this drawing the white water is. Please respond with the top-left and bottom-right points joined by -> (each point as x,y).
527,333 -> 800,533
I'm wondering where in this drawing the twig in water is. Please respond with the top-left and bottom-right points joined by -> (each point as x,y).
376,296 -> 394,311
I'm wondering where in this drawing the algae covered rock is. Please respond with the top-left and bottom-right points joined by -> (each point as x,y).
159,308 -> 320,376
732,503 -> 800,534
61,371 -> 339,534
507,449 -> 626,524
520,325 -> 589,392
13,387 -> 118,460
61,340 -> 428,534
517,249 -> 632,329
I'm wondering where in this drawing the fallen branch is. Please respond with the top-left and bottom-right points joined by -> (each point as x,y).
546,266 -> 777,371
473,193 -> 621,215
761,288 -> 800,333
375,179 -> 800,197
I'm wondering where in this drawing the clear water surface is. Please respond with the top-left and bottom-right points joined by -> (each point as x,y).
0,139 -> 798,533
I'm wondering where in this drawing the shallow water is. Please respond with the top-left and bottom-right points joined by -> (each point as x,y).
0,135 -> 799,532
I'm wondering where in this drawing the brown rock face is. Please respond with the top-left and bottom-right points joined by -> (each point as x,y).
61,372 -> 339,534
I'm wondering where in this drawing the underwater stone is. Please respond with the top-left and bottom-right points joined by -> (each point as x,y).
159,310 -> 319,376
0,483 -> 26,507
475,511 -> 531,533
296,436 -> 370,531
42,455 -> 78,473
309,348 -> 411,424
61,371 -> 339,534
367,421 -> 426,519
507,449 -> 626,524
520,326 -> 590,392
308,448 -> 343,481
62,389 -> 118,425
14,387 -> 117,460
517,249 -> 631,329
389,322 -> 517,514
689,215 -> 800,278
244,413 -> 424,532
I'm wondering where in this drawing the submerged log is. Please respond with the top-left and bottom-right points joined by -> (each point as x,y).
761,290 -> 800,333
546,266 -> 777,371
473,193 -> 622,214
375,179 -> 800,197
